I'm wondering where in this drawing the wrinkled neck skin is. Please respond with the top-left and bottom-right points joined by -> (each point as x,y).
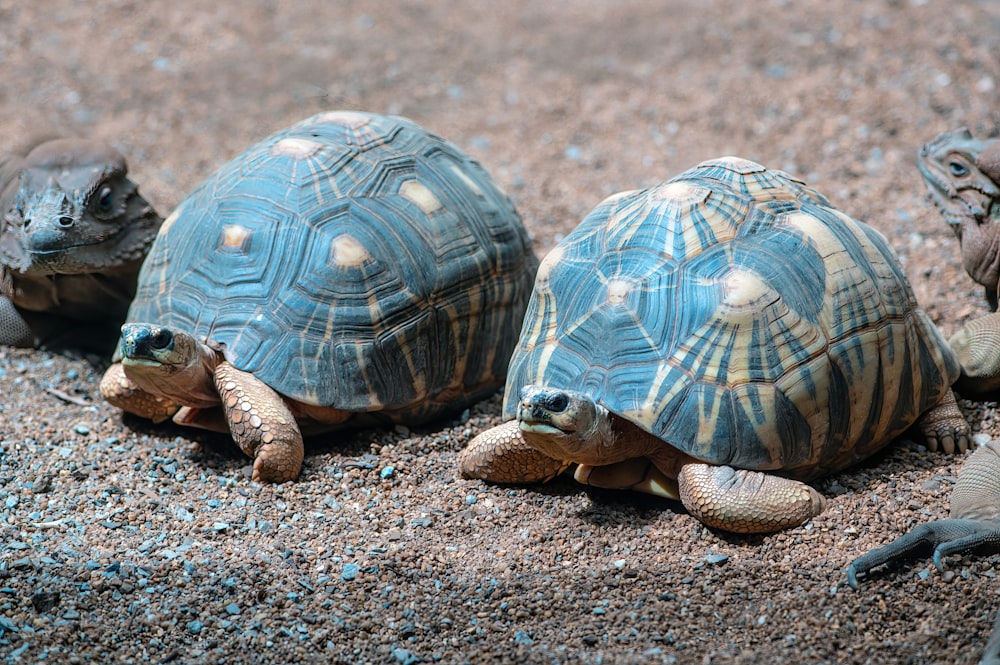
521,400 -> 620,466
521,398 -> 688,473
123,334 -> 222,409
959,213 -> 1000,301
918,130 -> 1000,296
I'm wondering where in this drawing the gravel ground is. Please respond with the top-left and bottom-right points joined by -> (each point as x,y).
2,1 -> 1000,663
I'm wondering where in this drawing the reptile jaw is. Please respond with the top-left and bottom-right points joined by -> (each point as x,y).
519,421 -> 566,437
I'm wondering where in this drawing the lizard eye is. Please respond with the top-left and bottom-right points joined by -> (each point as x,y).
949,160 -> 969,178
96,185 -> 114,213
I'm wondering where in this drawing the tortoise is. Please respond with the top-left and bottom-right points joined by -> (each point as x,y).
99,111 -> 538,483
0,139 -> 161,350
918,128 -> 1000,310
459,156 -> 973,534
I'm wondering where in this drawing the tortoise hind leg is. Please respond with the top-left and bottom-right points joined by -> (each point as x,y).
677,464 -> 825,534
918,389 -> 971,455
213,361 -> 303,483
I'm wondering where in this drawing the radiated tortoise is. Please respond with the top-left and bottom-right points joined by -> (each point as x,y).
100,111 -> 537,482
460,156 -> 971,534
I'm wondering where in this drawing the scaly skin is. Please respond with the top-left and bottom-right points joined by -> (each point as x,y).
0,139 -> 162,350
101,323 -> 306,482
950,312 -> 1000,399
213,362 -> 303,483
99,362 -> 179,423
460,386 -> 827,534
847,441 -> 1000,665
842,194 -> 1000,665
459,419 -> 570,484
918,129 -> 1000,310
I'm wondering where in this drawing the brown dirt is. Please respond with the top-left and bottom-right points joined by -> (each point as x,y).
2,1 -> 1000,663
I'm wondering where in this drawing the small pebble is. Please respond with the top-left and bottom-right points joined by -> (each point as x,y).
224,603 -> 241,616
380,466 -> 395,479
392,648 -> 421,665
341,564 -> 359,581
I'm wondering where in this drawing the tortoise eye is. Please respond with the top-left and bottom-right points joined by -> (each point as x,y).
949,160 -> 969,177
148,328 -> 173,350
544,392 -> 570,413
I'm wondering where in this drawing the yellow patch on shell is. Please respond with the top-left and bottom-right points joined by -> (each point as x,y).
313,110 -> 372,129
219,224 -> 253,252
331,233 -> 371,267
606,279 -> 632,306
783,211 -> 832,241
646,181 -> 711,207
721,269 -> 771,311
701,156 -> 767,175
535,245 -> 565,287
270,138 -> 323,159
399,179 -> 442,214
158,207 -> 181,237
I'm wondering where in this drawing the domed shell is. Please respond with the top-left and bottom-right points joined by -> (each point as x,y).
127,111 -> 537,419
504,156 -> 959,479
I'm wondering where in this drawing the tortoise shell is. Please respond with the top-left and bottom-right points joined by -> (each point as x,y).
504,156 -> 959,479
126,111 -> 537,421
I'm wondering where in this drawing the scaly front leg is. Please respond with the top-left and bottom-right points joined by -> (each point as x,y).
214,361 -> 304,483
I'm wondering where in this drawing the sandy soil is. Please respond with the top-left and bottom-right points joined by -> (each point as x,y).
2,1 -> 1000,663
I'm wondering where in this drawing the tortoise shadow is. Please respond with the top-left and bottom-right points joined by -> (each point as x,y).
119,408 -> 477,479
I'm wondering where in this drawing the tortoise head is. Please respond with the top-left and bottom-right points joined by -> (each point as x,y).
118,323 -> 221,408
516,385 -> 627,467
8,139 -> 161,275
918,129 -> 1000,304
